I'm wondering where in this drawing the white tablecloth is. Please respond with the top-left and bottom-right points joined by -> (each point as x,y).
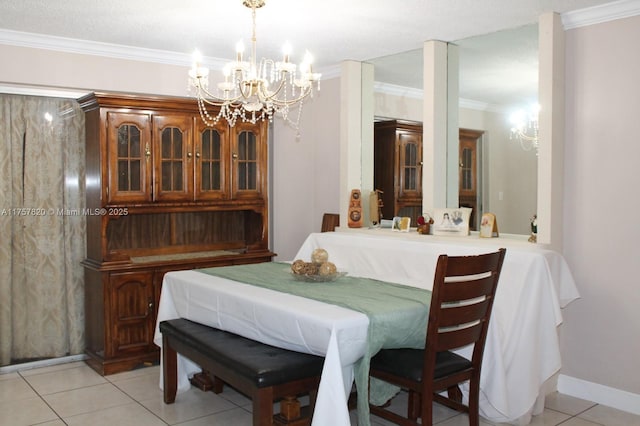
154,230 -> 579,426
294,229 -> 580,424
154,269 -> 369,426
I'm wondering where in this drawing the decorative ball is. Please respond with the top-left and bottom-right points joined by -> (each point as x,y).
291,259 -> 306,275
301,262 -> 319,275
311,248 -> 329,264
318,261 -> 337,276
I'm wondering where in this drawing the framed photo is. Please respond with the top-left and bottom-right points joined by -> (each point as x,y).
480,213 -> 499,238
399,216 -> 411,232
431,208 -> 472,236
392,216 -> 411,232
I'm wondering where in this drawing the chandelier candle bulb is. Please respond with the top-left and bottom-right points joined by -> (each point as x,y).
283,43 -> 291,63
236,41 -> 244,62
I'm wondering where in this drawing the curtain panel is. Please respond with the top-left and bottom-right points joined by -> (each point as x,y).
0,94 -> 85,366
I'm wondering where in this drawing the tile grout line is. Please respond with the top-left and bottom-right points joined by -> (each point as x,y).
17,370 -> 68,425
107,373 -> 170,426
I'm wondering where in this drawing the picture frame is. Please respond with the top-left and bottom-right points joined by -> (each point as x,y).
399,216 -> 411,232
431,208 -> 472,236
480,212 -> 499,238
392,216 -> 411,232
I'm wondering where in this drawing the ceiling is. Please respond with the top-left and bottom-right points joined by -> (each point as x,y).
0,0 -> 623,107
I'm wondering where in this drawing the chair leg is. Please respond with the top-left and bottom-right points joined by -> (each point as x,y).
468,377 -> 480,426
408,390 -> 421,421
420,393 -> 433,426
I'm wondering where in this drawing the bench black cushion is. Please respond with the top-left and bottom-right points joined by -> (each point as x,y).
160,318 -> 324,388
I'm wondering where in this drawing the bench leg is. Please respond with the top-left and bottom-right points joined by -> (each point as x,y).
213,375 -> 225,394
254,387 -> 274,426
162,335 -> 178,404
279,396 -> 301,420
274,395 -> 313,426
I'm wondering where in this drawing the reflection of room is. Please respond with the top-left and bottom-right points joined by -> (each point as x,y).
369,24 -> 539,235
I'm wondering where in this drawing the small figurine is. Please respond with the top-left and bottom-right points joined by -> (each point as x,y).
416,214 -> 434,235
528,214 -> 537,243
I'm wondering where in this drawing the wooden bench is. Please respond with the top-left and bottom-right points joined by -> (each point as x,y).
160,318 -> 324,426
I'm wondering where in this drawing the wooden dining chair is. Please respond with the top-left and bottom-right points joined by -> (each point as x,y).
321,213 -> 340,232
369,248 -> 506,426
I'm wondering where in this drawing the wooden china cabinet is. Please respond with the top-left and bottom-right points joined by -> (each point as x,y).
374,120 -> 423,224
80,92 -> 274,375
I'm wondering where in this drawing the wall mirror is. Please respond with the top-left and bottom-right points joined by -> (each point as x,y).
368,24 -> 539,235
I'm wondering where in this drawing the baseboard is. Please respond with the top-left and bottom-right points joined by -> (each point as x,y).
0,354 -> 87,375
558,374 -> 640,415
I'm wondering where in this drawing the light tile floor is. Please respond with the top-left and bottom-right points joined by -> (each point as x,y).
1,361 -> 638,426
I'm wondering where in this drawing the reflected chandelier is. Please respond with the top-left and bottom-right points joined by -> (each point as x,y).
188,0 -> 321,129
509,104 -> 539,153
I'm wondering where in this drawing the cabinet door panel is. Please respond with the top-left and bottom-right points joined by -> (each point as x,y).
153,114 -> 193,202
108,271 -> 155,357
107,112 -> 152,203
195,120 -> 229,200
231,121 -> 267,200
397,131 -> 422,200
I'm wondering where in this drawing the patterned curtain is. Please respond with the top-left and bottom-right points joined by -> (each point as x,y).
0,94 -> 85,366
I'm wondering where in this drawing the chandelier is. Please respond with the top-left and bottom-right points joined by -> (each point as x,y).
509,103 -> 540,152
188,0 -> 321,129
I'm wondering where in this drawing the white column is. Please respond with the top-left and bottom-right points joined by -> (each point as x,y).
423,41 -> 456,212
537,12 -> 565,249
340,61 -> 374,227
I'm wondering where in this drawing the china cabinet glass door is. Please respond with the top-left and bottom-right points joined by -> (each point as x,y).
195,120 -> 228,200
231,121 -> 265,200
153,114 -> 192,201
397,131 -> 422,199
107,112 -> 151,203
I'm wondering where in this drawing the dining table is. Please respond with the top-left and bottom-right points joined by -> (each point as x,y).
153,228 -> 579,426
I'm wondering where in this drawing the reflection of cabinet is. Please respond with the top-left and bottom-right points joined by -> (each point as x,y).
81,92 -> 274,375
374,120 -> 423,224
459,128 -> 483,231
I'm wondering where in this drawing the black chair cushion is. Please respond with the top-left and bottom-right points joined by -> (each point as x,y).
371,348 -> 472,382
160,319 -> 324,388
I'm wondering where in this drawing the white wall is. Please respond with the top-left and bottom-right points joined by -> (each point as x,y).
0,44 -> 189,97
271,77 -> 341,260
561,14 -> 640,395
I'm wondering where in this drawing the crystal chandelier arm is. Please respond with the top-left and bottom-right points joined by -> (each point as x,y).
193,78 -> 245,106
259,82 -> 313,107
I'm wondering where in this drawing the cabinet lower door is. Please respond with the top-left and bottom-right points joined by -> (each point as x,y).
108,271 -> 156,357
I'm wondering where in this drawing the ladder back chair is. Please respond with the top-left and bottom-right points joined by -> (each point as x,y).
369,248 -> 506,426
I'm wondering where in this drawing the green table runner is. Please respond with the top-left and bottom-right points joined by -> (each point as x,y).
198,262 -> 431,425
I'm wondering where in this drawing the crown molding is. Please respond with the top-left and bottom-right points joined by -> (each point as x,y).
0,28 -> 227,69
562,0 -> 640,30
373,82 -> 508,112
373,82 -> 423,99
0,82 -> 89,99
